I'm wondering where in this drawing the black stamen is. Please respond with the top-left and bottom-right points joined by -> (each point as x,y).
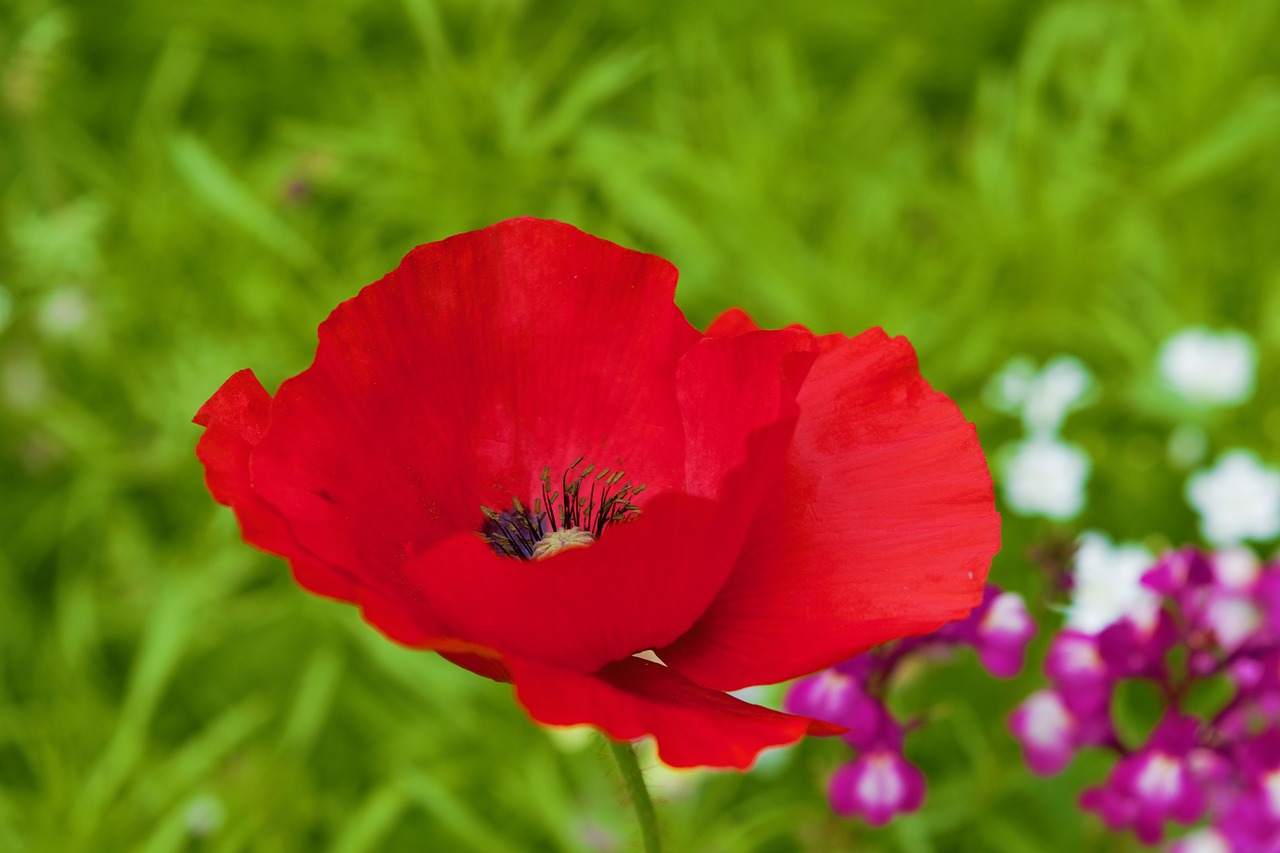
479,457 -> 645,559
479,503 -> 548,559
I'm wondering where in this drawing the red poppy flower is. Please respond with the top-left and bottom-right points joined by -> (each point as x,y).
194,217 -> 999,769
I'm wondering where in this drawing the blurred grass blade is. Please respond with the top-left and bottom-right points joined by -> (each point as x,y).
280,647 -> 343,753
72,583 -> 195,843
1157,82 -> 1280,194
330,784 -> 407,853
400,771 -> 523,853
169,134 -> 322,269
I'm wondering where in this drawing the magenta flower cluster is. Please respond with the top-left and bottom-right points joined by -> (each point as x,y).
1010,547 -> 1280,849
785,585 -> 1035,825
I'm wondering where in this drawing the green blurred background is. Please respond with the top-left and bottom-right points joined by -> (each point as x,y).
2,0 -> 1278,849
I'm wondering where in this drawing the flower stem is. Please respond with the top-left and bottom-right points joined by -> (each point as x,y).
608,739 -> 661,853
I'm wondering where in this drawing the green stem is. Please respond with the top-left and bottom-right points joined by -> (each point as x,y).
608,739 -> 661,853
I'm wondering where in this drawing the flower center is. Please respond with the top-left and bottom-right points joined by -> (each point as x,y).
478,457 -> 645,560
1134,752 -> 1183,803
531,528 -> 596,561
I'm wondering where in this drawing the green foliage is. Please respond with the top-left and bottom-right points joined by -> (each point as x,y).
2,0 -> 1278,849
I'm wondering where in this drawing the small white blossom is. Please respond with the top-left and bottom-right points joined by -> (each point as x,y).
1158,327 -> 1256,407
1001,436 -> 1090,520
1066,531 -> 1158,634
1187,450 -> 1280,546
1211,547 -> 1261,590
986,356 -> 1093,435
1022,356 -> 1092,435
36,286 -> 91,337
183,794 -> 225,839
2,353 -> 48,412
985,357 -> 1038,416
1205,594 -> 1260,651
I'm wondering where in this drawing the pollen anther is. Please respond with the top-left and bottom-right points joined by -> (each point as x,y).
532,528 -> 596,561
478,457 -> 644,560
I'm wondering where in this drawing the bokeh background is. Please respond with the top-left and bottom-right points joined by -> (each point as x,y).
3,0 -> 1278,850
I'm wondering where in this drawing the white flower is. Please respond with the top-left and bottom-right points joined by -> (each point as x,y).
1065,531 -> 1158,633
1001,436 -> 1090,520
985,357 -> 1038,416
1022,356 -> 1092,435
2,354 -> 48,412
1187,450 -> 1280,546
183,794 -> 225,839
1158,327 -> 1256,406
1211,547 -> 1261,590
1204,594 -> 1260,651
36,286 -> 91,337
986,356 -> 1093,435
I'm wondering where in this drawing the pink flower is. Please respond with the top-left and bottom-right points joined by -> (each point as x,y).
829,749 -> 926,826
1208,730 -> 1280,851
971,587 -> 1036,678
1009,689 -> 1080,775
1079,715 -> 1208,844
1044,630 -> 1113,717
1169,827 -> 1232,853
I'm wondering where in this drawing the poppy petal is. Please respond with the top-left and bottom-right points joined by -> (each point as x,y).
247,218 -> 701,595
401,420 -> 796,674
400,496 -> 721,673
661,325 -> 1001,690
507,654 -> 842,769
705,307 -> 763,338
193,369 -> 358,600
399,329 -> 814,674
675,328 -> 817,499
439,651 -> 512,683
195,372 -> 459,648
